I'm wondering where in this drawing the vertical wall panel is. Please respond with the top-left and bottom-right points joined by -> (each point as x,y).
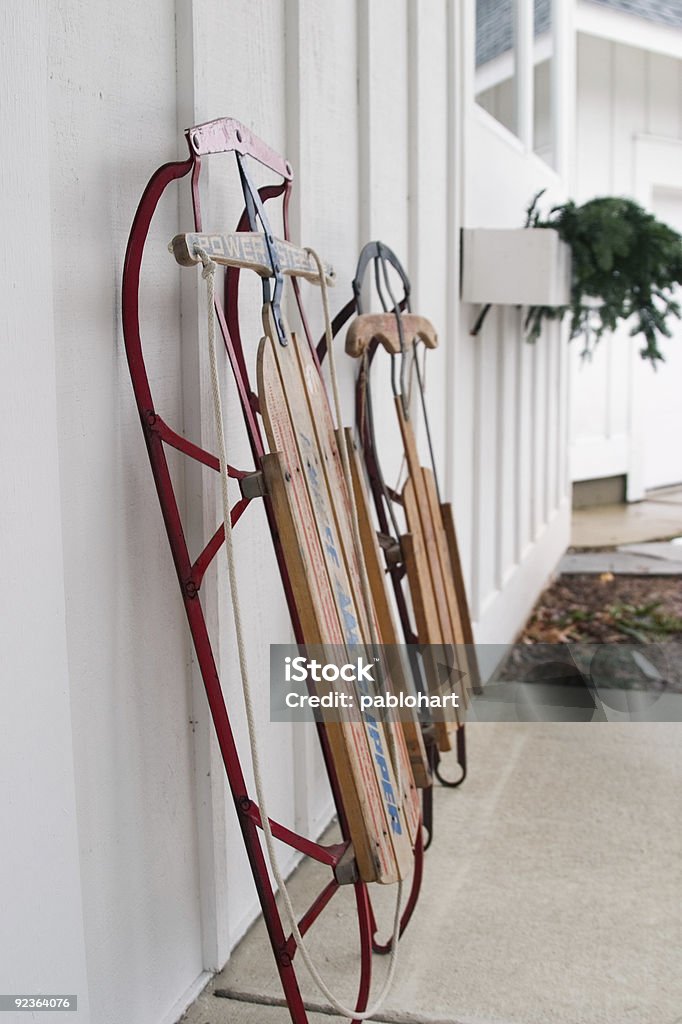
545,321 -> 559,523
471,312 -> 500,619
0,2 -> 91,1016
518,322 -> 532,558
531,333 -> 546,540
646,53 -> 680,137
407,0 -> 450,478
47,1 -> 205,1021
612,44 -> 646,196
497,306 -> 519,587
357,0 -> 410,487
575,35 -> 613,200
190,0 -> 300,954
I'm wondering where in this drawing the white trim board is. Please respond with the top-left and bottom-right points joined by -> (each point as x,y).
576,1 -> 682,60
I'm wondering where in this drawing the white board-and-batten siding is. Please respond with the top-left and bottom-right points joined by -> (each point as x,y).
571,31 -> 682,494
0,3 -> 570,1022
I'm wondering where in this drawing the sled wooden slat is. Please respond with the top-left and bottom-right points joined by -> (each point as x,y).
258,312 -> 413,883
287,333 -> 371,645
423,470 -> 464,645
440,501 -> 481,693
258,350 -> 346,644
259,346 -> 396,883
171,231 -> 335,284
343,430 -> 432,789
397,404 -> 454,649
401,483 -> 442,643
400,529 -> 453,753
345,313 -> 438,357
422,469 -> 468,713
402,478 -> 459,742
260,452 -> 388,881
287,330 -> 422,840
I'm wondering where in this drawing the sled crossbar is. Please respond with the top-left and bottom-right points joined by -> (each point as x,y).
171,231 -> 335,284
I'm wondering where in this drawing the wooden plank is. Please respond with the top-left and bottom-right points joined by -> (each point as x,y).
271,320 -> 416,867
345,313 -> 438,357
261,452 -> 386,881
423,469 -> 465,646
400,529 -> 452,753
440,501 -> 480,692
288,329 -> 423,838
343,429 -> 431,790
258,354 -> 397,883
402,479 -> 458,748
422,468 -> 468,712
170,231 -> 335,284
397,401 -> 453,647
258,313 -> 413,882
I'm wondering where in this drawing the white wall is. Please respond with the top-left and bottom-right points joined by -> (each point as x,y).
0,3 -> 572,1023
46,3 -> 206,1022
571,32 -> 682,494
0,4 -> 90,1017
458,107 -> 571,648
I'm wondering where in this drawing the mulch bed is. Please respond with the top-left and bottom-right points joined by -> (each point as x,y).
518,572 -> 682,645
498,566 -> 682,696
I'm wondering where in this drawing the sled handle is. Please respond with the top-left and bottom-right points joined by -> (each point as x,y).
345,313 -> 438,357
186,117 -> 293,180
170,232 -> 335,286
352,241 -> 411,309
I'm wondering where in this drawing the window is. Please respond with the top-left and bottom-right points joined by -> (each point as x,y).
475,0 -> 518,136
475,0 -> 556,168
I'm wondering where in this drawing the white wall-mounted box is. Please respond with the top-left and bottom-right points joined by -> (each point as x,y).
461,227 -> 572,307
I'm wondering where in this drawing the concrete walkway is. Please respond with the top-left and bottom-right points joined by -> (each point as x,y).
181,722 -> 682,1024
559,541 -> 682,574
571,487 -> 682,548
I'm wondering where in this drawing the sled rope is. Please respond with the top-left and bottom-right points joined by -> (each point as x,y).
196,247 -> 403,1020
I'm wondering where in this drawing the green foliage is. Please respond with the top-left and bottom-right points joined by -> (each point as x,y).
525,191 -> 682,365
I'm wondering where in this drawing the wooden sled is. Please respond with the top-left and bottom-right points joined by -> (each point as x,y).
320,242 -> 480,819
122,119 -> 426,1024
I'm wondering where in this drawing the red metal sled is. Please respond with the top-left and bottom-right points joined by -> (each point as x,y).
122,119 -> 424,1023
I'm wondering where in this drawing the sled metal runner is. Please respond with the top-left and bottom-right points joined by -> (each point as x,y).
321,242 -> 481,830
122,118 -> 426,1024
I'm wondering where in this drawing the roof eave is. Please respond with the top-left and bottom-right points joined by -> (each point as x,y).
577,0 -> 682,59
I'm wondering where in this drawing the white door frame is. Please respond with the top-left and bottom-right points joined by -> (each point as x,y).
628,135 -> 682,500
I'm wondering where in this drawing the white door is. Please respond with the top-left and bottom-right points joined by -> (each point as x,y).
639,185 -> 682,491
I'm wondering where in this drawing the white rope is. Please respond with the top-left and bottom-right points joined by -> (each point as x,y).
195,248 -> 404,1020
